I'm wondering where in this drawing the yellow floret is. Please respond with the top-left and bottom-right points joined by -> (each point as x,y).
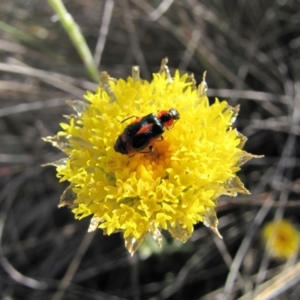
43,59 -> 259,255
263,219 -> 300,260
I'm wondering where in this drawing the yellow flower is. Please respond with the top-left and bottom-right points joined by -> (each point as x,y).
43,58 -> 259,255
262,219 -> 300,260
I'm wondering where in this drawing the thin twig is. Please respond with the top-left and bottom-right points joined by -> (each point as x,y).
0,97 -> 68,117
240,261 -> 300,300
0,62 -> 90,96
149,0 -> 174,21
222,194 -> 275,297
94,0 -> 115,67
121,0 -> 150,78
51,231 -> 96,300
178,29 -> 201,71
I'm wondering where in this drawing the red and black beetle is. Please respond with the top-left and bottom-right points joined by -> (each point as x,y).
114,108 -> 180,155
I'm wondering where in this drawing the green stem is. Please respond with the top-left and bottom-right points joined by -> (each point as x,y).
47,0 -> 99,82
0,20 -> 38,45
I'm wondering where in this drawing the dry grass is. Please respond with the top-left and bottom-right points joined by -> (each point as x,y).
1,0 -> 300,299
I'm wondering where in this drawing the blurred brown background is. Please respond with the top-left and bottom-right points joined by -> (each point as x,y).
1,0 -> 300,299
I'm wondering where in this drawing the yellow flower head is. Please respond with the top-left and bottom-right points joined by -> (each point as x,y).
262,219 -> 300,260
43,59 -> 259,255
